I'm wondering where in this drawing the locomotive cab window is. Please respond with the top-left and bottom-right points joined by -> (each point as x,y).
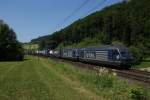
121,51 -> 127,57
120,51 -> 133,59
121,51 -> 130,57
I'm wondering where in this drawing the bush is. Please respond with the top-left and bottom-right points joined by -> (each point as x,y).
0,20 -> 24,61
129,88 -> 146,100
129,46 -> 143,64
112,40 -> 124,46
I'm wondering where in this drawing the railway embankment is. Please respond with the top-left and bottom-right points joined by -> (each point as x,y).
43,56 -> 150,99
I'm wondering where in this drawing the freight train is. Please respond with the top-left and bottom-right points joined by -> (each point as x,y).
30,45 -> 134,69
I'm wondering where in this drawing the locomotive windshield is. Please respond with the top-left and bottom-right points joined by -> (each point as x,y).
120,51 -> 132,58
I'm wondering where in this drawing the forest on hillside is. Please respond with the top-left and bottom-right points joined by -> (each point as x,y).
31,0 -> 150,63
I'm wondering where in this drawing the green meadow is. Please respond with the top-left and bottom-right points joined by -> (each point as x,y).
0,56 -> 149,100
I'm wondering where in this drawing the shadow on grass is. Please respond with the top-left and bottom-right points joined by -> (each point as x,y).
0,58 -> 29,62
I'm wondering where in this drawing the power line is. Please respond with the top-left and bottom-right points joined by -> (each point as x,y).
57,0 -> 90,28
41,0 -> 107,36
37,0 -> 90,36
81,0 -> 107,18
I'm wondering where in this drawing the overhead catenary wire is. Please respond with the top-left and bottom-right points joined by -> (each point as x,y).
57,0 -> 90,28
81,0 -> 108,18
36,0 -> 90,37
42,0 -> 107,36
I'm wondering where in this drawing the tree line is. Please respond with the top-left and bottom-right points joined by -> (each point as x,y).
0,20 -> 24,61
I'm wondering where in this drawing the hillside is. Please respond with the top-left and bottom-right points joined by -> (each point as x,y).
31,0 -> 150,56
23,43 -> 39,50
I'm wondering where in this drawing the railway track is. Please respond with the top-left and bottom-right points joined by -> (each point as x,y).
33,55 -> 150,85
57,58 -> 150,85
110,69 -> 150,84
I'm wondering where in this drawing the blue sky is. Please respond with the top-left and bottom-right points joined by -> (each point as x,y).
0,0 -> 122,42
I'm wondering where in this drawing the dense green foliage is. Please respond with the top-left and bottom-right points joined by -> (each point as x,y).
134,56 -> 150,69
31,0 -> 150,63
0,20 -> 24,61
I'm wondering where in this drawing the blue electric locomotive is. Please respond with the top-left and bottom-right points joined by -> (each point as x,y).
78,45 -> 133,69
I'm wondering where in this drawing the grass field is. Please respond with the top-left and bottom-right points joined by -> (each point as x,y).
0,56 -> 102,100
0,56 -> 150,100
